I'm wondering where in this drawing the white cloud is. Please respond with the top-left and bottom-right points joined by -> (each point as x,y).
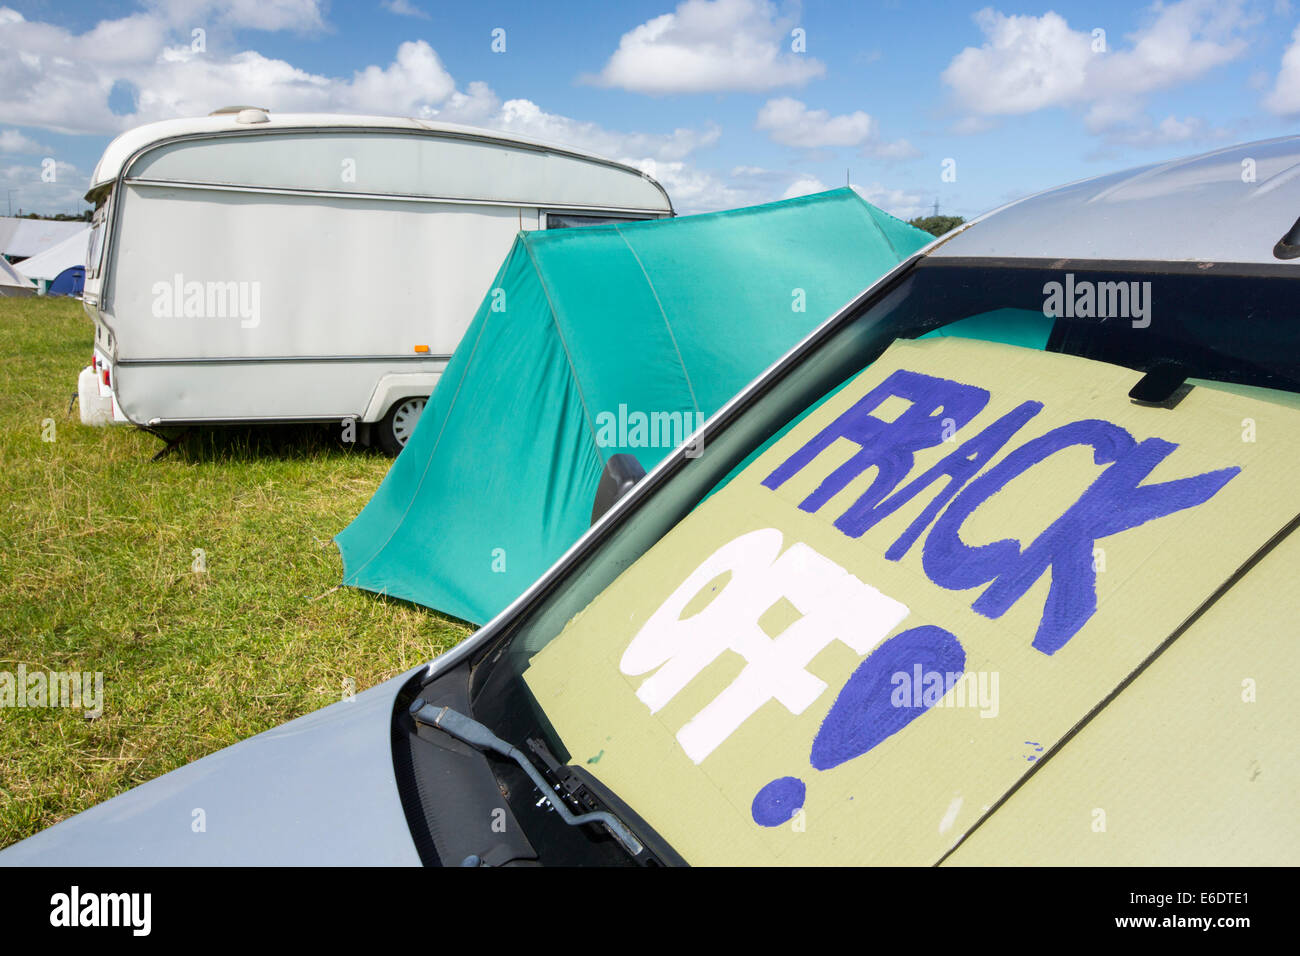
849,182 -> 928,221
861,137 -> 921,161
756,97 -> 874,147
0,6 -> 737,213
1097,113 -> 1231,147
380,0 -> 430,20
756,97 -> 920,162
432,80 -> 500,126
475,98 -> 740,214
0,159 -> 87,214
142,0 -> 326,32
943,9 -> 1094,116
341,40 -> 456,112
682,165 -> 859,213
782,175 -> 829,199
942,1 -> 1251,134
731,163 -> 812,188
0,128 -> 47,154
588,0 -> 824,94
654,161 -> 760,212
0,5 -> 723,178
0,3 -> 900,217
950,115 -> 997,135
1139,115 -> 1209,142
1097,0 -> 1250,95
0,8 -> 461,135
484,98 -> 721,163
772,173 -> 929,221
680,165 -> 879,213
1264,25 -> 1300,115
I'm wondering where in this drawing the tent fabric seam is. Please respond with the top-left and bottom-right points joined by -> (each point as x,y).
613,224 -> 702,418
863,206 -> 903,260
520,235 -> 603,452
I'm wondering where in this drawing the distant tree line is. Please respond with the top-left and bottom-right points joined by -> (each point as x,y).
907,215 -> 965,237
12,211 -> 92,221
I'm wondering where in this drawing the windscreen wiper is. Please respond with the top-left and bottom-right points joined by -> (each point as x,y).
408,701 -> 645,859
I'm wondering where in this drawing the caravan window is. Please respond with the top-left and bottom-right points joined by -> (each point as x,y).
86,200 -> 108,279
544,213 -> 653,230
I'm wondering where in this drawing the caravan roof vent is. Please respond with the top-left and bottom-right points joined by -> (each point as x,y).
209,106 -> 270,124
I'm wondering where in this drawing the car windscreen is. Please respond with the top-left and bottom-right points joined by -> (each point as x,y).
465,256 -> 1300,857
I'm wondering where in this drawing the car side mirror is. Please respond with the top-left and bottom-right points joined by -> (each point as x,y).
590,453 -> 647,525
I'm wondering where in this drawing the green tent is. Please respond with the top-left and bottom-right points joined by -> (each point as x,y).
335,188 -> 933,624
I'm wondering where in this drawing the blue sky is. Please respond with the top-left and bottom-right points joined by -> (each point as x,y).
2,0 -> 1297,218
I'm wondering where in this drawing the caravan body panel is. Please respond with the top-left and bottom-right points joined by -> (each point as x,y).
82,114 -> 672,428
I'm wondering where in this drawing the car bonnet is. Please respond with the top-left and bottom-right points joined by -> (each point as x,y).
0,669 -> 423,865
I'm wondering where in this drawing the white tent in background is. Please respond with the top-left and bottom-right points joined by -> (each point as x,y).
0,256 -> 36,297
0,217 -> 86,260
16,228 -> 89,282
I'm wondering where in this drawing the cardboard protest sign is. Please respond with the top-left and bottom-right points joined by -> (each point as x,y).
524,337 -> 1298,865
945,530 -> 1300,866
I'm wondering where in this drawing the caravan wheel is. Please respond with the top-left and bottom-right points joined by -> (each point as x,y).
377,396 -> 426,456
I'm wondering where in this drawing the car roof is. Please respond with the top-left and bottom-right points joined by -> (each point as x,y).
932,136 -> 1300,266
86,111 -> 661,199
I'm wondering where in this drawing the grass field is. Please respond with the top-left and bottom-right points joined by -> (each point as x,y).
0,295 -> 471,849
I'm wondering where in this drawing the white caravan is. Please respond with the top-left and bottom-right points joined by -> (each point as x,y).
78,109 -> 673,452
